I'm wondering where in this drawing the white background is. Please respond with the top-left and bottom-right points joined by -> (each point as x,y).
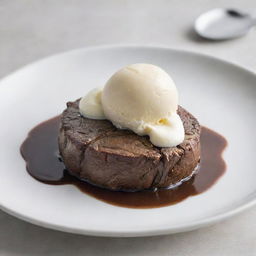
0,0 -> 256,255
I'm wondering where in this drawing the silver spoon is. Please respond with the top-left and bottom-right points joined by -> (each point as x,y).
194,8 -> 256,40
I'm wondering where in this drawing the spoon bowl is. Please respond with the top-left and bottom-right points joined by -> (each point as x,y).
195,8 -> 254,40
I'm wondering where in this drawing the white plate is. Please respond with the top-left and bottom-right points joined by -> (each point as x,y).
0,45 -> 256,237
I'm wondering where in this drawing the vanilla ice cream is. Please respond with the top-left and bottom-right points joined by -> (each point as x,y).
79,63 -> 184,147
79,88 -> 105,119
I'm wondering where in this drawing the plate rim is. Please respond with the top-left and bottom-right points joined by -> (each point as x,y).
1,196 -> 255,237
1,44 -> 256,237
1,44 -> 256,84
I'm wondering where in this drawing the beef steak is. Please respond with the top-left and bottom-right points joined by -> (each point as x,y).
58,100 -> 200,191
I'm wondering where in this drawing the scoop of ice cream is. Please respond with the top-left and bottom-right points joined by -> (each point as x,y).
79,63 -> 184,147
79,88 -> 105,119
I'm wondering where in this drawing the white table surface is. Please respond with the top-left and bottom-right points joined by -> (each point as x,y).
1,0 -> 256,255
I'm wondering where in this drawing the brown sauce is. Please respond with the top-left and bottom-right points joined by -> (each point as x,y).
20,115 -> 227,208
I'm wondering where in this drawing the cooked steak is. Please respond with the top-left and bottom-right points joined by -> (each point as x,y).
58,100 -> 200,191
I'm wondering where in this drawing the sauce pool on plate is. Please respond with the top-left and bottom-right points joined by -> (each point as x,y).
20,115 -> 227,208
